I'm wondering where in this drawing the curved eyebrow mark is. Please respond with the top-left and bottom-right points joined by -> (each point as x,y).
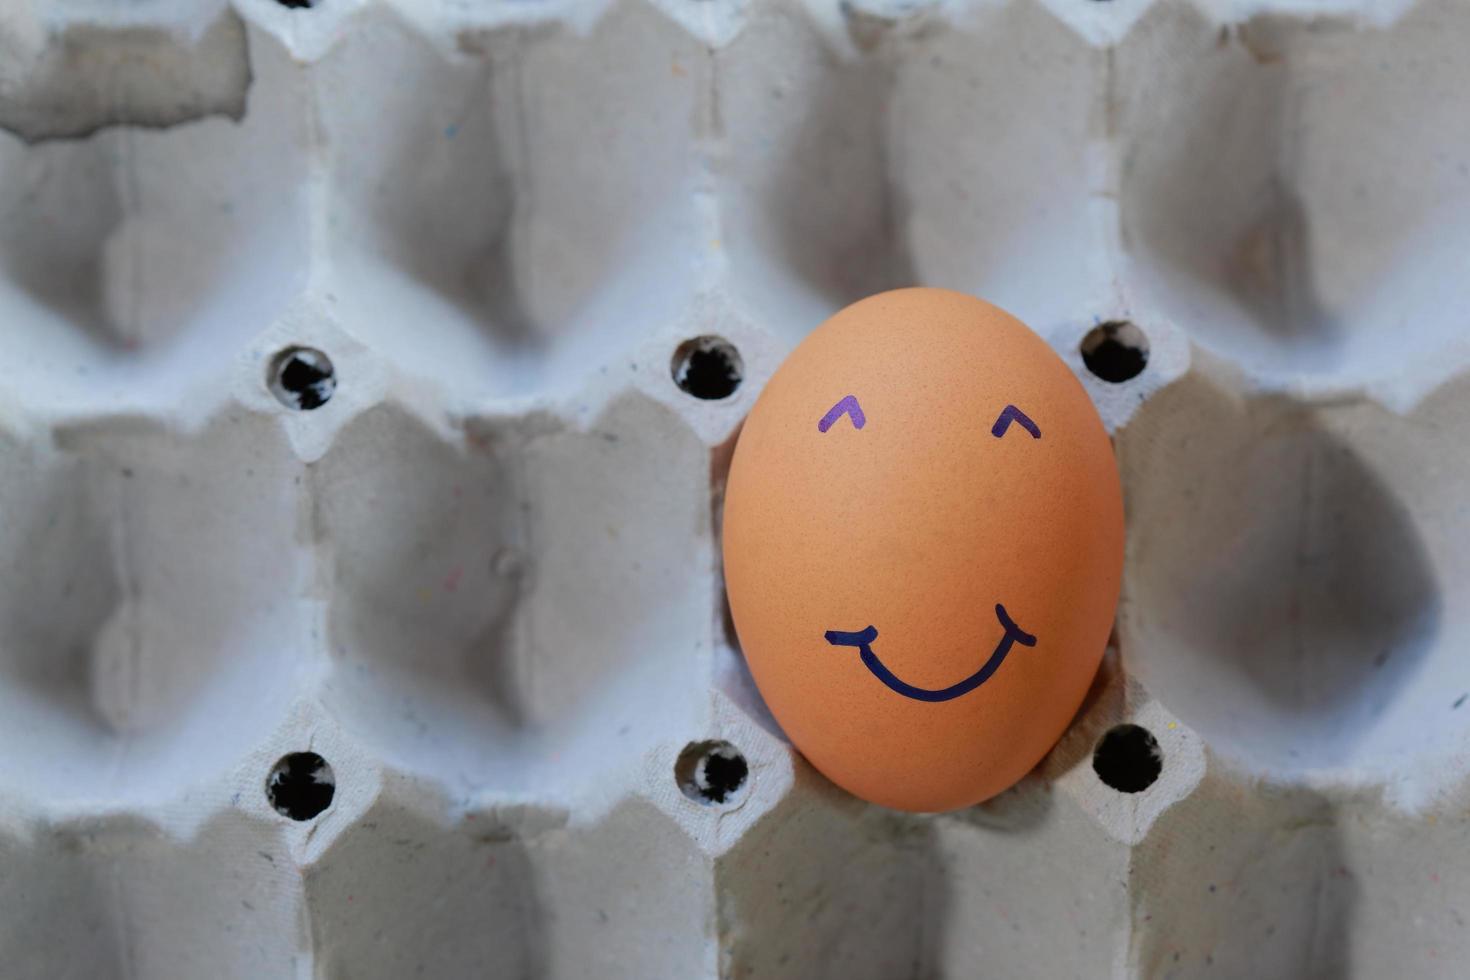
819,395 -> 866,433
823,604 -> 1037,703
991,405 -> 1040,440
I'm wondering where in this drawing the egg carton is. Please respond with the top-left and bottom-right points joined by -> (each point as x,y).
0,0 -> 1465,976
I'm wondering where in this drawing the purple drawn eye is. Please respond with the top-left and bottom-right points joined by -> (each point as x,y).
991,405 -> 1040,440
819,395 -> 866,433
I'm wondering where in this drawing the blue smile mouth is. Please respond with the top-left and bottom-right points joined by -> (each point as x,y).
823,604 -> 1037,703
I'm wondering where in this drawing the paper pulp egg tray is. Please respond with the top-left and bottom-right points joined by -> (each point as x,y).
0,0 -> 1465,975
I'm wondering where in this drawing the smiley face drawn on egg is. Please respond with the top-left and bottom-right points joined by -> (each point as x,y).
821,402 -> 1043,702
721,288 -> 1125,812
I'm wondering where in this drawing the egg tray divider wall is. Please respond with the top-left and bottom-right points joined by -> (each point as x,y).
0,0 -> 1466,976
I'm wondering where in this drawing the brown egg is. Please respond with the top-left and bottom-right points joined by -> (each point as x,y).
722,288 -> 1123,812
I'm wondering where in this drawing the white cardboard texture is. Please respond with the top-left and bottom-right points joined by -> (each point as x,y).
0,0 -> 1464,976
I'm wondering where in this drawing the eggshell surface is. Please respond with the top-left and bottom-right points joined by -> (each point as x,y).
722,288 -> 1124,812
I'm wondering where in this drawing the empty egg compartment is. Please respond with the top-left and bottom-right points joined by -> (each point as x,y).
0,413 -> 310,812
312,387 -> 724,806
0,16 -> 309,416
1116,0 -> 1470,395
1119,356 -> 1470,796
310,0 -> 718,403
